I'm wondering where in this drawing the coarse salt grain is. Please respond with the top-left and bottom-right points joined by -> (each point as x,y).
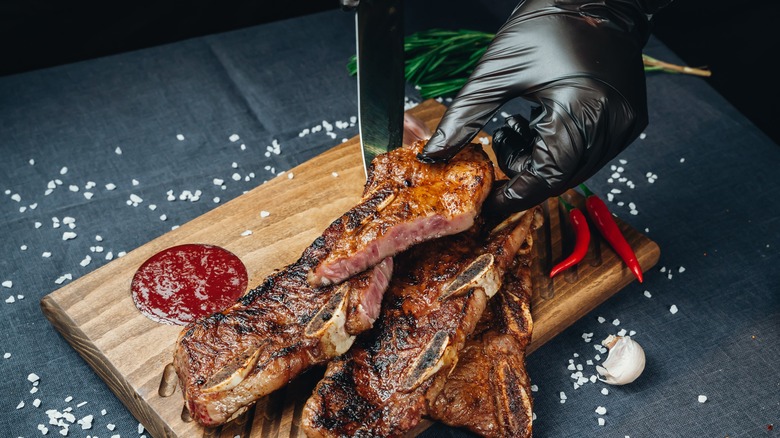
612,319 -> 620,326
595,406 -> 607,415
598,418 -> 606,426
332,172 -> 339,177
2,280 -> 11,288
177,134 -> 185,141
3,352 -> 10,359
62,231 -> 77,241
28,373 -> 40,382
229,134 -> 240,142
241,230 -> 253,236
130,194 -> 143,204
232,173 -> 241,181
159,214 -> 167,221
132,178 -> 140,186
115,146 -> 122,155
644,290 -> 652,298
107,423 -> 116,431
79,256 -> 91,267
5,296 -> 15,303
601,388 -> 609,395
213,197 -> 220,203
260,211 -> 270,218
34,398 -> 42,407
670,304 -> 679,314
698,395 -> 707,403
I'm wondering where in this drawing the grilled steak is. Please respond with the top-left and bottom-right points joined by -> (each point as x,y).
173,142 -> 494,427
306,141 -> 494,286
429,247 -> 536,438
301,207 -> 542,438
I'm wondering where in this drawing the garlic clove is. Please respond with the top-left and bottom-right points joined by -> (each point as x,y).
596,335 -> 645,385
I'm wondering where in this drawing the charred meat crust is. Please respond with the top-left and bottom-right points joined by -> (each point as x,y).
306,142 -> 494,287
302,206 -> 542,438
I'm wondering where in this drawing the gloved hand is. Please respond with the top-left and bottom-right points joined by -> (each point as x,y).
419,0 -> 671,217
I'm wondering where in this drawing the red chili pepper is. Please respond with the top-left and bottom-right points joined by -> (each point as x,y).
550,197 -> 591,278
579,184 -> 643,283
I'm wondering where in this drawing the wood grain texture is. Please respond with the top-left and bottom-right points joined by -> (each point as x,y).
41,99 -> 659,438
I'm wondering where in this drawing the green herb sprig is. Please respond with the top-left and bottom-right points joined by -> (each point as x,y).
348,29 -> 711,100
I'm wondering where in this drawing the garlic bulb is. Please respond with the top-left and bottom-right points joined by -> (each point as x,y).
596,335 -> 645,385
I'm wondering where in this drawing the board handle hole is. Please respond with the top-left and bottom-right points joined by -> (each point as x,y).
158,363 -> 178,397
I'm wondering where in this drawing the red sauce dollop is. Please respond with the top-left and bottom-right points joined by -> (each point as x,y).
131,244 -> 248,325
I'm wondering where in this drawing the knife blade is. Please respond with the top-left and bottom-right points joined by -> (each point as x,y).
355,0 -> 405,178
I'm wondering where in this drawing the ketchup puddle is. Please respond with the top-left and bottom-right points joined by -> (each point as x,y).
131,244 -> 248,325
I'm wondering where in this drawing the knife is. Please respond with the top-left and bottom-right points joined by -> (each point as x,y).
355,0 -> 405,178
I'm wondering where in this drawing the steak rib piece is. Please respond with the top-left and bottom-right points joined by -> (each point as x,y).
306,141 -> 494,286
174,258 -> 392,426
173,142 -> 494,427
301,207 -> 543,438
429,246 -> 536,438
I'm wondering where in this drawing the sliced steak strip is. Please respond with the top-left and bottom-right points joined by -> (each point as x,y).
173,257 -> 392,427
301,207 -> 542,438
306,141 -> 494,286
429,246 -> 536,438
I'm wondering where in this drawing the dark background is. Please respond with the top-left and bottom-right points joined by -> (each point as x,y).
1,0 -> 778,145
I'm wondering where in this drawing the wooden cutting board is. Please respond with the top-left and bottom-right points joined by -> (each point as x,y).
40,99 -> 659,438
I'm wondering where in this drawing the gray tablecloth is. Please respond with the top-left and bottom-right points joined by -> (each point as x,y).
1,8 -> 778,438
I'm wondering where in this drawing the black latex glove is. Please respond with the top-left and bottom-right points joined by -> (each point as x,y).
419,0 -> 671,217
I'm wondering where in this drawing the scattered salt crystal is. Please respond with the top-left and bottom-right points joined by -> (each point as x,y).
629,330 -> 637,336
698,395 -> 707,403
260,211 -> 270,218
288,172 -> 294,179
213,197 -> 220,203
60,166 -> 68,175
101,409 -> 107,415
598,418 -> 606,426
606,193 -> 614,202
129,194 -> 143,204
68,185 -> 79,192
612,319 -> 620,326
138,423 -> 145,434
42,251 -> 52,258
639,133 -> 647,139
35,221 -> 42,229
617,328 -> 627,336
660,266 -> 667,272
229,134 -> 240,142
597,316 -> 606,323
105,251 -> 114,260
678,266 -> 686,273
643,290 -> 652,298
21,244 -> 28,251
241,230 -> 253,237
76,401 -> 87,407
159,214 -> 167,221
670,305 -> 679,314
132,178 -> 140,186
232,173 -> 241,181
30,386 -> 38,394
617,201 -> 624,207
232,162 -> 239,169
28,373 -> 40,382
107,423 -> 116,431
79,256 -> 91,267
177,134 -> 185,141
115,146 -> 122,155
610,188 -> 621,194
3,352 -> 10,358
478,136 -> 490,145
332,172 -> 339,177
62,231 -> 77,240
83,192 -> 94,200
105,183 -> 116,191
78,414 -> 94,429
241,144 -> 247,150
147,204 -> 157,211
629,210 -> 638,215
1,280 -> 11,288
531,384 -> 538,392
595,406 -> 607,415
213,178 -> 224,186
34,398 -> 42,407
680,158 -> 685,163
5,296 -> 15,303
64,396 -> 73,403
559,391 -> 567,400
